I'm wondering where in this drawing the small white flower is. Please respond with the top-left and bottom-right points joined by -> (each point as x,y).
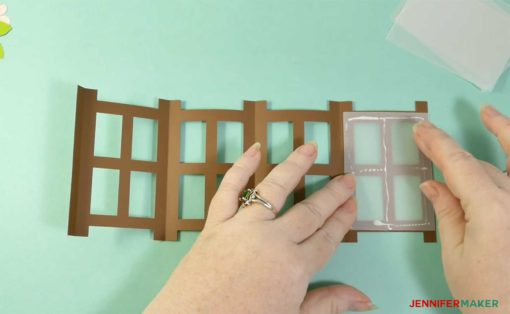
0,4 -> 10,25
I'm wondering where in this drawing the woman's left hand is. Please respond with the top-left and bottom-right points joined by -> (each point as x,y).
145,142 -> 374,314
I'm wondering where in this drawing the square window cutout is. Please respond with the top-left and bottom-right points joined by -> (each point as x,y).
391,120 -> 420,165
355,176 -> 385,221
180,122 -> 206,163
304,122 -> 330,164
132,118 -> 158,162
394,175 -> 424,221
91,168 -> 119,216
179,175 -> 205,219
94,113 -> 123,158
217,122 -> 243,163
129,171 -> 156,218
268,122 -> 293,164
353,122 -> 382,165
304,175 -> 330,197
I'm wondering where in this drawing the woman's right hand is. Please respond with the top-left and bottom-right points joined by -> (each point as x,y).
414,106 -> 510,313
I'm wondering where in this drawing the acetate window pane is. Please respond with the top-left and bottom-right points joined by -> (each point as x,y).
394,175 -> 423,221
391,120 -> 420,165
356,176 -> 385,221
344,112 -> 434,231
354,122 -> 381,165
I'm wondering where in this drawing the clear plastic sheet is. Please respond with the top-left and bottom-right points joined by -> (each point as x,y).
343,112 -> 435,231
387,0 -> 510,91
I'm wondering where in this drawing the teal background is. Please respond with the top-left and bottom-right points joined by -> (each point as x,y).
1,0 -> 509,313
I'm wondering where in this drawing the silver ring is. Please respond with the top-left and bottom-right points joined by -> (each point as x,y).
239,188 -> 275,213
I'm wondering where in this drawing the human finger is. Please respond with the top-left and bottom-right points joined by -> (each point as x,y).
276,175 -> 355,242
207,143 -> 261,226
237,142 -> 317,221
420,180 -> 465,251
300,284 -> 375,314
480,105 -> 510,172
479,161 -> 510,191
299,198 -> 357,274
413,121 -> 496,210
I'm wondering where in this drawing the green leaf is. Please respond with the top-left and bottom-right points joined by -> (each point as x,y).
0,22 -> 12,36
0,43 -> 4,59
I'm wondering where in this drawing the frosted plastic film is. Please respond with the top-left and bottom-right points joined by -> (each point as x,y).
344,112 -> 435,231
387,0 -> 510,91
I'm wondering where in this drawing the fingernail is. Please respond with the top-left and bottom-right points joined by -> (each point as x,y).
245,142 -> 261,157
350,301 -> 378,311
420,182 -> 438,202
340,174 -> 356,189
412,120 -> 433,133
482,104 -> 500,118
298,140 -> 317,156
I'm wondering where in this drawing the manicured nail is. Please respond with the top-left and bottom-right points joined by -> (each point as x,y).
482,104 -> 500,118
412,120 -> 433,133
245,142 -> 261,157
298,140 -> 317,156
350,301 -> 378,311
420,182 -> 438,202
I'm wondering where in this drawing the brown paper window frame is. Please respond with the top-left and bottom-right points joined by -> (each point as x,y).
68,86 -> 436,243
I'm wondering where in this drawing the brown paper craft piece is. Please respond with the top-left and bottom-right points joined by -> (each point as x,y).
68,86 -> 436,243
